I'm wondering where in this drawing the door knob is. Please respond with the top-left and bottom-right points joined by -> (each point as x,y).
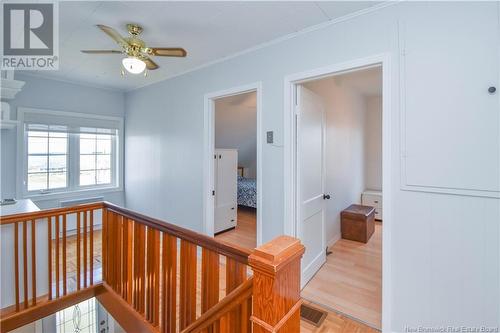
323,194 -> 331,200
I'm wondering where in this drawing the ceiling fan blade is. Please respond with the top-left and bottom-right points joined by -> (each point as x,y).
141,56 -> 159,70
96,24 -> 129,49
149,47 -> 187,57
81,50 -> 122,54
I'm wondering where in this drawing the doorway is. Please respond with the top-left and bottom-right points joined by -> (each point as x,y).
203,83 -> 262,249
283,55 -> 391,330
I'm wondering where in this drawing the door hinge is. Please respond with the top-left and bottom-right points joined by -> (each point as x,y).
212,190 -> 215,196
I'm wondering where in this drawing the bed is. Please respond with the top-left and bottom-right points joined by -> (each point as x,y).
237,176 -> 257,208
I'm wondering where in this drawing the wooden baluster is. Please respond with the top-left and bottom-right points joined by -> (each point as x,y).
116,215 -> 123,295
126,219 -> 133,303
161,233 -> 177,333
240,297 -> 252,333
219,314 -> 228,333
140,224 -> 146,314
153,229 -> 160,327
23,221 -> 28,308
47,217 -> 52,300
122,217 -> 128,300
62,215 -> 67,295
145,227 -> 150,320
225,257 -> 246,331
102,208 -> 108,282
14,222 -> 19,311
55,216 -> 59,298
145,227 -> 155,322
144,227 -> 152,321
76,212 -> 81,290
83,211 -> 88,288
89,210 -> 94,286
248,236 -> 305,333
109,210 -> 115,289
136,223 -> 146,314
112,212 -> 118,292
108,211 -> 115,291
31,219 -> 36,306
179,240 -> 197,330
133,221 -> 139,310
107,211 -> 112,288
202,248 -> 220,333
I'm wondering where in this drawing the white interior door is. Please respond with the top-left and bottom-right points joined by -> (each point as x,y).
296,85 -> 326,287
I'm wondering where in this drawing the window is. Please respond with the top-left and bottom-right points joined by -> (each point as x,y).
20,108 -> 123,197
56,298 -> 97,333
79,134 -> 113,186
27,127 -> 68,191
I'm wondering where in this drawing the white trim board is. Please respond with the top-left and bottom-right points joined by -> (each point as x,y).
282,54 -> 392,332
203,82 -> 263,247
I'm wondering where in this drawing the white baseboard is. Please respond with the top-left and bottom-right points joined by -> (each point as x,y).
327,233 -> 341,248
301,251 -> 326,289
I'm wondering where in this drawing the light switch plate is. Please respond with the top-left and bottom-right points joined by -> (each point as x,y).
266,131 -> 273,144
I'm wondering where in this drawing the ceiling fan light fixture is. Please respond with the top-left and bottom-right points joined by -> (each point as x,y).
122,56 -> 146,74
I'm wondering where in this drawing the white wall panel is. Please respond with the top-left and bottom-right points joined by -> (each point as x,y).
400,2 -> 500,195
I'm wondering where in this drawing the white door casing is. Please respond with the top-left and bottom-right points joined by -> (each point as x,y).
284,54 -> 392,331
203,82 -> 263,246
296,85 -> 326,287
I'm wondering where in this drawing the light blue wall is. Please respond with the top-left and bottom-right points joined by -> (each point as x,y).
0,73 -> 125,208
124,4 -> 396,235
124,2 -> 499,331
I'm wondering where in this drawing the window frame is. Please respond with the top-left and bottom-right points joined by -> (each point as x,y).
76,133 -> 116,188
26,129 -> 70,192
17,108 -> 124,200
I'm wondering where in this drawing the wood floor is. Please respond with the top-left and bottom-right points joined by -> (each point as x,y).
214,206 -> 380,332
300,300 -> 378,333
301,222 -> 382,329
56,218 -> 380,332
214,206 -> 257,249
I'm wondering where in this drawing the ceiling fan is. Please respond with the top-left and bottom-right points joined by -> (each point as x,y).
81,24 -> 187,75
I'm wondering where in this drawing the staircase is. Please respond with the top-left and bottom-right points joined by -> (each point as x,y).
0,202 -> 304,333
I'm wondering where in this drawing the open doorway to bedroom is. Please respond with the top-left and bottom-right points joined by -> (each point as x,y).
299,66 -> 383,329
204,84 -> 262,250
284,59 -> 388,330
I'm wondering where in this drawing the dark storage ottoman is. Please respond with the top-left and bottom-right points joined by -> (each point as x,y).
340,204 -> 375,243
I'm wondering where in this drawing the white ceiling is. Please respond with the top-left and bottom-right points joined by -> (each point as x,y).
25,1 -> 383,91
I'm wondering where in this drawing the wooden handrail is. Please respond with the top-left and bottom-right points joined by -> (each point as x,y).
104,202 -> 252,264
1,202 -> 250,264
2,202 -> 305,333
180,277 -> 254,333
0,202 -> 105,225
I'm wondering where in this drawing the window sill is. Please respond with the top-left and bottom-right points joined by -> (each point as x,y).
22,186 -> 123,202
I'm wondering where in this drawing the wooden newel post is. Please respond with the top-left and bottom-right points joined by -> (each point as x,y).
248,235 -> 305,333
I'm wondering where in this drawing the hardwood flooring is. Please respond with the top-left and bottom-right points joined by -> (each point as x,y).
301,222 -> 382,329
214,206 -> 257,249
56,219 -> 380,332
51,230 -> 103,295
